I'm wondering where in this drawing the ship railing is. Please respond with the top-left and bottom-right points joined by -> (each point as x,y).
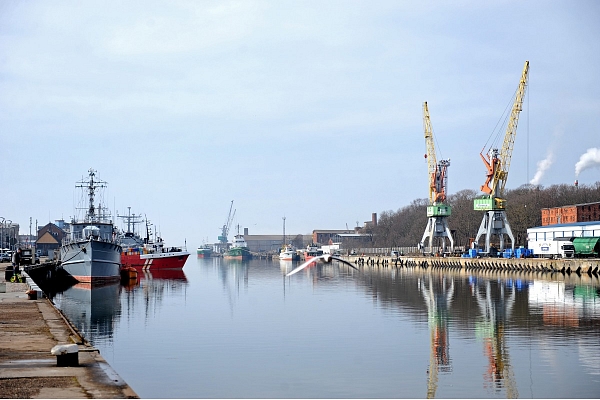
62,232 -> 118,246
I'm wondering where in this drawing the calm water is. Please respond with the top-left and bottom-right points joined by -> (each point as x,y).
52,257 -> 600,398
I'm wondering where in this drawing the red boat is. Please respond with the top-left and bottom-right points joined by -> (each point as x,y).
118,209 -> 189,270
121,242 -> 189,270
303,244 -> 323,261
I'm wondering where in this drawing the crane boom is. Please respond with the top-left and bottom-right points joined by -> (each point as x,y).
420,102 -> 453,254
218,200 -> 235,244
423,101 -> 437,190
498,60 -> 529,195
423,102 -> 450,205
479,61 -> 529,201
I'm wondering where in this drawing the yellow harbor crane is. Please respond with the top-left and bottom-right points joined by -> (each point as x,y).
420,102 -> 454,254
474,61 -> 529,254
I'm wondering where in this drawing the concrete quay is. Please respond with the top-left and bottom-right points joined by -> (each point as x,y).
346,255 -> 600,275
0,263 -> 138,399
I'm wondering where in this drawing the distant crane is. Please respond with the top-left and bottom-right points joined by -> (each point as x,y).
474,61 -> 529,254
218,200 -> 236,251
419,102 -> 454,255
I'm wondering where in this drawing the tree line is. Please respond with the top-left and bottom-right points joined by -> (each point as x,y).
372,181 -> 600,249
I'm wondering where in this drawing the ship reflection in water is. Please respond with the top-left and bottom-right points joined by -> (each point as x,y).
52,269 -> 188,346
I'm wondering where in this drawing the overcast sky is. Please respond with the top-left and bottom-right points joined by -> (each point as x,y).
1,0 -> 599,247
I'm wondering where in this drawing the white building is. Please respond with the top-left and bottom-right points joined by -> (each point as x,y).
527,221 -> 600,258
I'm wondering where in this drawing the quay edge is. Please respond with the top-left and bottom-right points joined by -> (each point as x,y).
344,255 -> 600,275
0,262 -> 139,399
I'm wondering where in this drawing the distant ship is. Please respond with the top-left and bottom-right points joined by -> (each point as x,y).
196,244 -> 213,258
224,235 -> 252,260
118,208 -> 189,270
279,244 -> 299,261
60,169 -> 121,286
304,244 -> 323,261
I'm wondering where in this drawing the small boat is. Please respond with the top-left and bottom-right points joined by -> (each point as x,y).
197,244 -> 213,258
120,266 -> 138,280
224,235 -> 252,260
279,244 -> 299,261
60,169 -> 121,286
304,243 -> 323,261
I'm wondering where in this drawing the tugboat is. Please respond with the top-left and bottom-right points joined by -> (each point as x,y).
60,169 -> 121,286
224,226 -> 251,260
118,208 -> 189,270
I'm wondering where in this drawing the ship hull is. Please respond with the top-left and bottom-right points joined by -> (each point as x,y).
196,248 -> 212,258
60,239 -> 121,285
224,247 -> 252,260
304,251 -> 323,261
279,252 -> 299,261
121,250 -> 189,270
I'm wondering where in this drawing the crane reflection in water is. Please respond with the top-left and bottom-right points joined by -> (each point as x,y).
419,274 -> 454,399
471,277 -> 518,398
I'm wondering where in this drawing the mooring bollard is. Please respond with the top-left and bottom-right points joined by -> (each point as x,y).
51,344 -> 79,367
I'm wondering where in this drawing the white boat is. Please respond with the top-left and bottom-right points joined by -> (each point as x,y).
279,244 -> 299,261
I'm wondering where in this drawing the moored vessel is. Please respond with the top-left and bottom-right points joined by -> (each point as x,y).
304,243 -> 323,261
60,169 -> 121,286
118,209 -> 189,270
279,244 -> 300,261
224,234 -> 252,260
197,244 -> 213,258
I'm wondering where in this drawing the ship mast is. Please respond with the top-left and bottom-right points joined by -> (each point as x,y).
76,168 -> 107,223
117,207 -> 144,236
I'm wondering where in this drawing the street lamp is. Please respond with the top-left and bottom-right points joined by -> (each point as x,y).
0,217 -> 4,250
6,220 -> 13,251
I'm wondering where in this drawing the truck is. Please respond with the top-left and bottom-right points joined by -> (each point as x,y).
528,237 -> 575,259
19,248 -> 38,265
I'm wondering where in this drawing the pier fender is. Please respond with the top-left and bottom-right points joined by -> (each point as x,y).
51,344 -> 79,367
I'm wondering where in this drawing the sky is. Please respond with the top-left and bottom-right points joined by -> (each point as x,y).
1,0 -> 599,247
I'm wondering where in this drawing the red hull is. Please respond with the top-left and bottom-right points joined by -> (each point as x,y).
121,252 -> 189,270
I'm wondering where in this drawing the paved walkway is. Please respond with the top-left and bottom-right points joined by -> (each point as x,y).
0,263 -> 138,398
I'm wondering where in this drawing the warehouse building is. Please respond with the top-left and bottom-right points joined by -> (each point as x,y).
527,221 -> 600,258
541,201 -> 600,226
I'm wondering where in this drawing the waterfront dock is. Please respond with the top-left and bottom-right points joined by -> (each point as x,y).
0,262 -> 138,399
346,255 -> 600,275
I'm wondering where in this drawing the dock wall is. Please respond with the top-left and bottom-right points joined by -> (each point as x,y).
346,255 -> 600,275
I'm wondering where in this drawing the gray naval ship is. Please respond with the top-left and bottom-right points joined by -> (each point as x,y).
60,169 -> 121,286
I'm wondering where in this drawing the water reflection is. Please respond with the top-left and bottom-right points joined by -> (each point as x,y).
53,282 -> 121,344
54,258 -> 600,398
419,274 -> 454,398
324,266 -> 598,398
471,278 -> 518,397
53,269 -> 188,345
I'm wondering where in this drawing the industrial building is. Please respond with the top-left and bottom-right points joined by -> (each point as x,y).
527,221 -> 600,258
541,201 -> 600,226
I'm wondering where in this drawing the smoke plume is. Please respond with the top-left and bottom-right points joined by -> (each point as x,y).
530,152 -> 554,185
575,147 -> 600,177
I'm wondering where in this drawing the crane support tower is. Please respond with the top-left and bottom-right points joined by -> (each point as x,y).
474,61 -> 529,255
419,102 -> 454,255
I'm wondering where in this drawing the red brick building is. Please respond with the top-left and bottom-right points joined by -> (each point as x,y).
541,202 -> 600,226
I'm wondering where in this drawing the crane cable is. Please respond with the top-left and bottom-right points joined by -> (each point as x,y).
480,85 -> 520,155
